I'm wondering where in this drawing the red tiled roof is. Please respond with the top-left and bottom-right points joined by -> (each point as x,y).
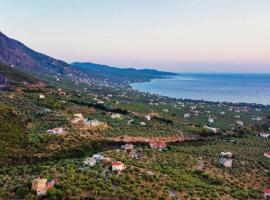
263,188 -> 270,193
112,161 -> 123,166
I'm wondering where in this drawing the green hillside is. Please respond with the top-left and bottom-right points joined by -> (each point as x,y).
0,62 -> 39,85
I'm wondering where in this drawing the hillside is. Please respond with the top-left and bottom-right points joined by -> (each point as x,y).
0,33 -> 269,200
0,62 -> 40,85
72,62 -> 178,85
0,32 -> 73,75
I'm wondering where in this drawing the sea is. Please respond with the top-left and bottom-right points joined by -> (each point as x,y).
131,73 -> 270,105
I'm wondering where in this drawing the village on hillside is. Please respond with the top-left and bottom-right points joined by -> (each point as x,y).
1,71 -> 270,200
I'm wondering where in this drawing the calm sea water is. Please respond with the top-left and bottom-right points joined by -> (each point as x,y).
131,74 -> 270,105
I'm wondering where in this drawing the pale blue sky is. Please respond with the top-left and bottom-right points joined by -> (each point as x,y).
1,0 -> 270,72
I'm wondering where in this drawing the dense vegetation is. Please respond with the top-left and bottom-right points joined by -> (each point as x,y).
0,63 -> 270,199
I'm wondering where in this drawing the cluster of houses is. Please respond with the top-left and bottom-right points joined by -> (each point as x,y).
83,153 -> 110,167
31,178 -> 56,196
71,113 -> 105,128
219,152 -> 233,168
83,153 -> 125,173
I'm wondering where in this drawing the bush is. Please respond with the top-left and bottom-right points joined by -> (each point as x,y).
47,187 -> 64,199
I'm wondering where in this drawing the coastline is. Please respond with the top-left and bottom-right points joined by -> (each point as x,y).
129,74 -> 270,107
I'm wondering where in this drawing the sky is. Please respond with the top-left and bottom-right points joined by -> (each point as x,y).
0,0 -> 270,72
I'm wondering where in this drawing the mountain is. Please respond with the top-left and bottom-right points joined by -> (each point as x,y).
0,32 -> 72,75
0,63 -> 40,84
71,62 -> 177,76
0,32 -> 177,86
71,62 -> 178,85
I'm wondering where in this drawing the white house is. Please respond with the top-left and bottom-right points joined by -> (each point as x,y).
140,122 -> 146,126
145,115 -> 151,121
203,126 -> 219,133
70,113 -> 84,124
259,133 -> 270,138
83,157 -> 96,166
111,113 -> 122,119
97,100 -> 104,104
112,161 -> 125,172
47,127 -> 65,135
39,94 -> 45,99
32,178 -> 55,196
236,120 -> 244,126
84,119 -> 102,127
93,154 -> 104,161
190,106 -> 197,110
184,114 -> 190,118
208,118 -> 214,123
219,152 -> 233,168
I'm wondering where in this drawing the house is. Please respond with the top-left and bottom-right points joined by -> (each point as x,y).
70,113 -> 84,124
112,161 -> 125,172
150,138 -> 166,151
208,118 -> 214,123
83,157 -> 96,166
130,152 -> 140,160
145,115 -> 151,121
264,151 -> 270,158
128,119 -> 134,125
32,178 -> 55,196
111,113 -> 122,119
219,152 -> 233,168
47,127 -> 65,135
190,106 -> 197,110
124,143 -> 134,153
97,100 -> 104,104
263,188 -> 270,199
184,114 -> 190,118
259,133 -> 270,138
39,94 -> 45,99
84,119 -> 102,127
140,122 -> 146,126
236,120 -> 244,126
93,154 -> 104,161
257,116 -> 263,121
203,126 -> 219,133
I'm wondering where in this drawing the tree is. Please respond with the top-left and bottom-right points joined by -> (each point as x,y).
47,187 -> 64,199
